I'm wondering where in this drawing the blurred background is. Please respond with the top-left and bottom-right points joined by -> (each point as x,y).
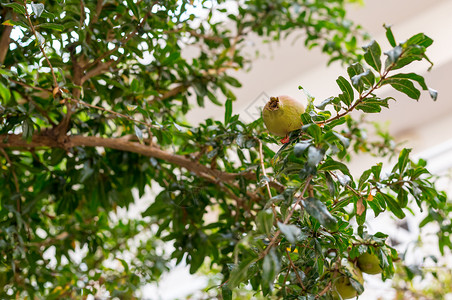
146,0 -> 452,298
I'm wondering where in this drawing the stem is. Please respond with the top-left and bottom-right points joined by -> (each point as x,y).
285,248 -> 306,290
258,140 -> 272,199
260,176 -> 312,259
322,58 -> 400,124
68,97 -> 156,130
22,1 -> 58,89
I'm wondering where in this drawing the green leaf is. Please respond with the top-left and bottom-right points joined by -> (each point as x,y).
221,285 -> 232,300
2,20 -> 29,29
382,78 -> 421,100
363,40 -> 382,73
358,169 -> 372,190
262,249 -> 280,289
355,97 -> 390,113
318,158 -> 351,177
388,73 -> 427,90
336,76 -> 354,106
22,118 -> 34,141
325,171 -> 335,196
256,209 -> 274,236
134,125 -> 144,144
315,96 -> 337,110
0,82 -> 11,102
36,23 -> 64,31
307,146 -> 324,167
384,24 -> 396,47
347,63 -> 364,81
380,193 -> 405,219
228,256 -> 258,289
294,141 -> 311,157
3,3 -> 26,15
277,222 -> 302,245
302,123 -> 322,143
31,2 -> 45,17
398,148 -> 411,173
384,45 -> 403,65
224,99 -> 232,124
35,31 -> 45,44
398,188 -> 408,208
223,76 -> 242,88
405,33 -> 433,48
351,69 -> 375,90
302,197 -> 338,231
332,132 -> 350,148
125,0 -> 140,19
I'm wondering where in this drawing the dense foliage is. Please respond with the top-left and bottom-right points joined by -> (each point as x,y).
0,0 -> 450,299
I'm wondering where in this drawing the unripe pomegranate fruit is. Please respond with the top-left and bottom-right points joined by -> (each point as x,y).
357,252 -> 382,275
262,95 -> 304,142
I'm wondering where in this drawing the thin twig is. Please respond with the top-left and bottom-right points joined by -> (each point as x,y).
68,97 -> 156,129
316,281 -> 332,298
285,248 -> 306,290
10,79 -> 52,93
258,139 -> 278,219
321,57 -> 401,125
260,176 -> 312,259
22,1 -> 59,89
83,5 -> 156,71
258,140 -> 272,199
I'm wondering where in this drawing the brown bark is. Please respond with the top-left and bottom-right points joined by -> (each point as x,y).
0,134 -> 255,183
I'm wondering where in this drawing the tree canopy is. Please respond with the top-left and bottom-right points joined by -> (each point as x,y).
0,0 -> 451,299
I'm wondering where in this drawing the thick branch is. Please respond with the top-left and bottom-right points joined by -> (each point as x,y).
0,134 -> 254,184
0,24 -> 13,64
150,84 -> 188,103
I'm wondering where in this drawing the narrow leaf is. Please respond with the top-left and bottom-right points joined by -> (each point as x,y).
277,222 -> 302,245
256,210 -> 274,236
125,0 -> 140,19
398,148 -> 411,173
36,23 -> 64,31
2,20 -> 29,29
384,45 -> 403,67
381,193 -> 405,219
351,69 -> 375,89
3,3 -> 26,15
294,141 -> 311,157
224,99 -> 232,124
302,197 -> 338,231
134,125 -> 144,144
228,257 -> 258,289
382,78 -> 421,100
307,146 -> 324,167
31,2 -> 45,17
363,40 -> 382,73
336,76 -> 354,106
262,249 -> 280,288
384,24 -> 396,47
388,73 -> 427,89
0,82 -> 11,102
318,158 -> 351,177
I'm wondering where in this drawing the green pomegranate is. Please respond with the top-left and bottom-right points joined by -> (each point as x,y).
357,252 -> 382,275
262,95 -> 305,138
333,262 -> 364,299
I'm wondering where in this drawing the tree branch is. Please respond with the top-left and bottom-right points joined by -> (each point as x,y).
22,1 -> 59,89
0,18 -> 13,64
0,134 -> 255,185
150,84 -> 188,103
